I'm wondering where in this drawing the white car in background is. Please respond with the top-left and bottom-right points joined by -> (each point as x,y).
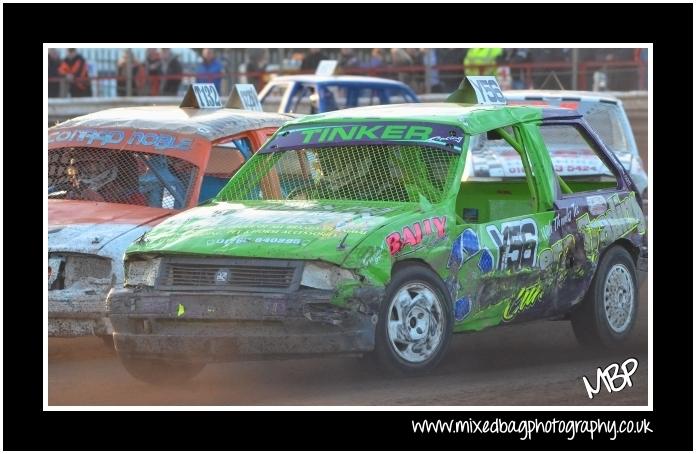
468,90 -> 648,200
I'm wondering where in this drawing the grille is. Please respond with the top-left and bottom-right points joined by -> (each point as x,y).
48,147 -> 197,209
158,258 -> 303,292
219,144 -> 457,204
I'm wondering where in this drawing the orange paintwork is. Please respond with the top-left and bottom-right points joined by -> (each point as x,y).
48,125 -> 282,227
48,127 -> 210,167
48,199 -> 175,227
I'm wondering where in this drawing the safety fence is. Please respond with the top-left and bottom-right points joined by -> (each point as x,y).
48,59 -> 647,98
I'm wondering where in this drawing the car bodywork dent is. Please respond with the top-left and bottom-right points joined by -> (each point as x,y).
48,106 -> 291,336
51,106 -> 294,142
109,102 -> 647,361
48,202 -> 172,336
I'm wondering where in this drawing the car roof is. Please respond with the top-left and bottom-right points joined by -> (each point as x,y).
50,106 -> 297,141
285,102 -> 578,135
268,74 -> 414,88
505,89 -> 621,104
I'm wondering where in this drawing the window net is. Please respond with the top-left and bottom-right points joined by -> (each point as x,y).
218,144 -> 458,204
48,147 -> 198,209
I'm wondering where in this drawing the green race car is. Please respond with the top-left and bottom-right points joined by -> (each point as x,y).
108,78 -> 647,383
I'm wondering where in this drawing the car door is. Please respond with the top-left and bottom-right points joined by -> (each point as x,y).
448,123 -> 556,330
540,120 -> 646,315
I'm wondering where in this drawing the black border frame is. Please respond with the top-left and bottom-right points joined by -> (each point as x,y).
4,2 -> 692,451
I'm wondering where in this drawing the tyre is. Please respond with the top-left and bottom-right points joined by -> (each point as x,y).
372,263 -> 454,374
119,355 -> 205,385
571,245 -> 638,349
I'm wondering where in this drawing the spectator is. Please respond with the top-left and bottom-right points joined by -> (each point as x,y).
160,48 -> 182,95
364,48 -> 385,69
390,48 -> 414,84
422,48 -> 442,93
245,48 -> 268,90
596,48 -> 636,90
58,48 -> 92,97
406,48 -> 423,66
337,48 -> 360,71
463,48 -> 503,76
196,48 -> 223,92
499,48 -> 531,89
48,49 -> 61,97
144,48 -> 162,96
116,49 -> 146,96
289,50 -> 305,69
300,48 -> 328,72
437,48 -> 467,91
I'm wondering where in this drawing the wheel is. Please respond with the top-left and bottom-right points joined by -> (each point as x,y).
571,245 -> 638,349
372,264 -> 453,374
118,355 -> 205,385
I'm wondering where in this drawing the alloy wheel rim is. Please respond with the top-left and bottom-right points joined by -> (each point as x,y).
603,263 -> 634,333
387,282 -> 445,363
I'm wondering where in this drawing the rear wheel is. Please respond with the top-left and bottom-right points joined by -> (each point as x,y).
571,246 -> 638,349
119,355 -> 205,385
372,264 -> 453,374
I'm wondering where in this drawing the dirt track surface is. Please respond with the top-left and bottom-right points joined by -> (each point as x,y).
48,281 -> 648,406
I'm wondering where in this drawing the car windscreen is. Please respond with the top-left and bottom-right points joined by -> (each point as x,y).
323,85 -> 416,109
582,103 -> 629,153
218,144 -> 458,204
48,147 -> 198,209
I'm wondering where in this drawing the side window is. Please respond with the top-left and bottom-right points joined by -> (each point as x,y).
288,85 -> 316,114
321,85 -> 342,111
467,127 -> 529,179
349,88 -> 381,107
457,127 -> 538,224
385,88 -> 412,104
539,124 -> 619,194
260,83 -> 289,113
198,138 -> 253,203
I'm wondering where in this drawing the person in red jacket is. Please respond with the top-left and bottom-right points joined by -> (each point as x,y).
58,48 -> 92,97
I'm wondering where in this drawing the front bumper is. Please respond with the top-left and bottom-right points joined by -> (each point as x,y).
107,286 -> 383,362
48,290 -> 112,336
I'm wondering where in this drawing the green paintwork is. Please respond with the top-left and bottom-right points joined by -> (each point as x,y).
297,124 -> 434,144
287,103 -> 543,136
125,102 -> 646,334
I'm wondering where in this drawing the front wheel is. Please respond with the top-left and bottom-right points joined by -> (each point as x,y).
118,355 -> 206,385
571,245 -> 638,349
372,264 -> 453,375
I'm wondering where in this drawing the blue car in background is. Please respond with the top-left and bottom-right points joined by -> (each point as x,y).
258,75 -> 419,114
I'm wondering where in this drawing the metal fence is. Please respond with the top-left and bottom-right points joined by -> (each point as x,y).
48,48 -> 648,98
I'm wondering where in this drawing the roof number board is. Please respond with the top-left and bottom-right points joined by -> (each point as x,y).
226,84 -> 263,111
192,83 -> 222,108
180,83 -> 222,108
315,60 -> 338,76
466,76 -> 506,105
